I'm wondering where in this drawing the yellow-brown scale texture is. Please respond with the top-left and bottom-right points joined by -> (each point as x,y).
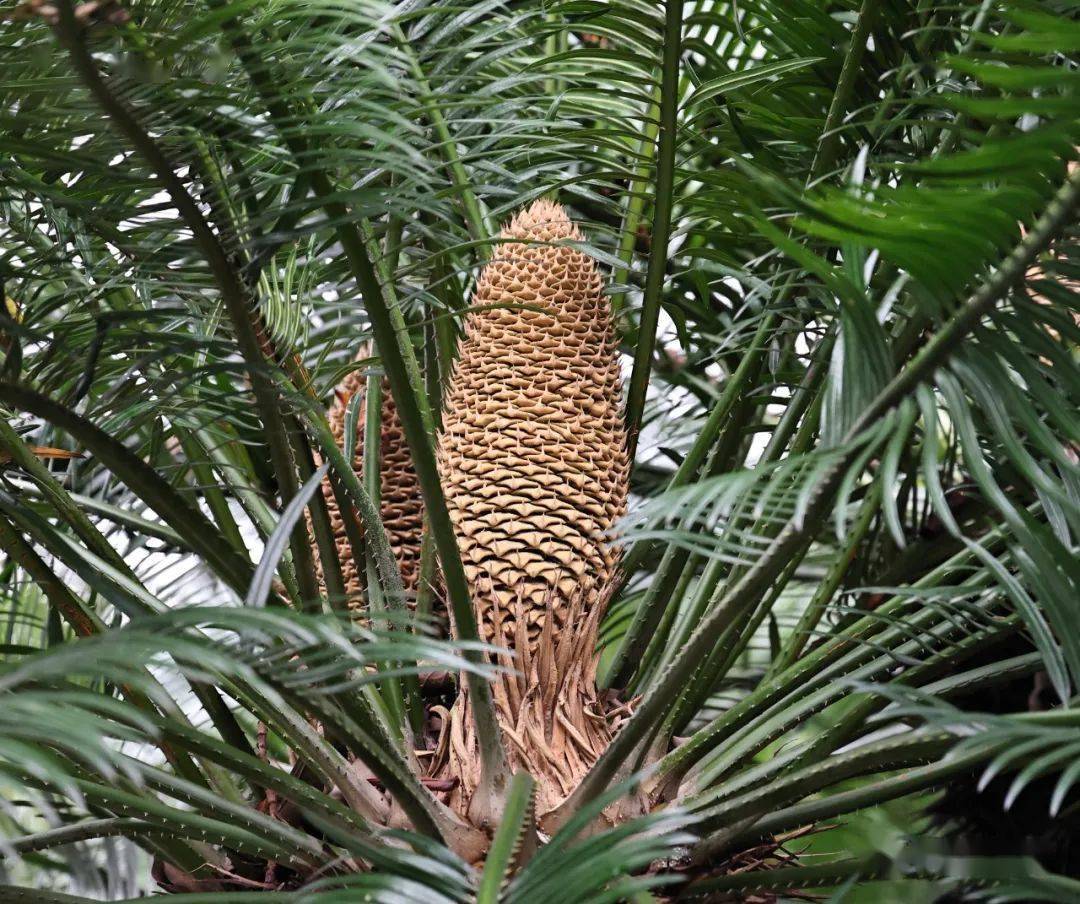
435,199 -> 630,817
311,366 -> 425,607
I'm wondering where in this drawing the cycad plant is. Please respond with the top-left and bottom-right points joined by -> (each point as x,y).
1,0 -> 1079,901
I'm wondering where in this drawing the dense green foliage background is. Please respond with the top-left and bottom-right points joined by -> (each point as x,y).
0,0 -> 1078,900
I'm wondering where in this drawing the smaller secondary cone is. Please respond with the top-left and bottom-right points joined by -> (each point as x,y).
309,361 -> 425,608
434,199 -> 630,820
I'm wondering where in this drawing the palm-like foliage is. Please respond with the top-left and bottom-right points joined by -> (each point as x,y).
0,0 -> 1078,899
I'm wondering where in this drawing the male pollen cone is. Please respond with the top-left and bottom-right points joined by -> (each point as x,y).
311,364 -> 425,608
435,199 -> 629,817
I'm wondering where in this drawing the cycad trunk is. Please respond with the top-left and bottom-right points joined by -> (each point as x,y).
435,200 -> 630,818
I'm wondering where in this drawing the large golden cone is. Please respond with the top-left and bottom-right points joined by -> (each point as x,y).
311,361 -> 425,607
435,199 -> 630,818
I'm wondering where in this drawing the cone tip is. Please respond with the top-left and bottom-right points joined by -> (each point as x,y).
504,198 -> 578,240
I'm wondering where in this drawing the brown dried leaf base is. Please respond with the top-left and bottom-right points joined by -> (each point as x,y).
675,825 -> 822,902
430,585 -> 632,822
